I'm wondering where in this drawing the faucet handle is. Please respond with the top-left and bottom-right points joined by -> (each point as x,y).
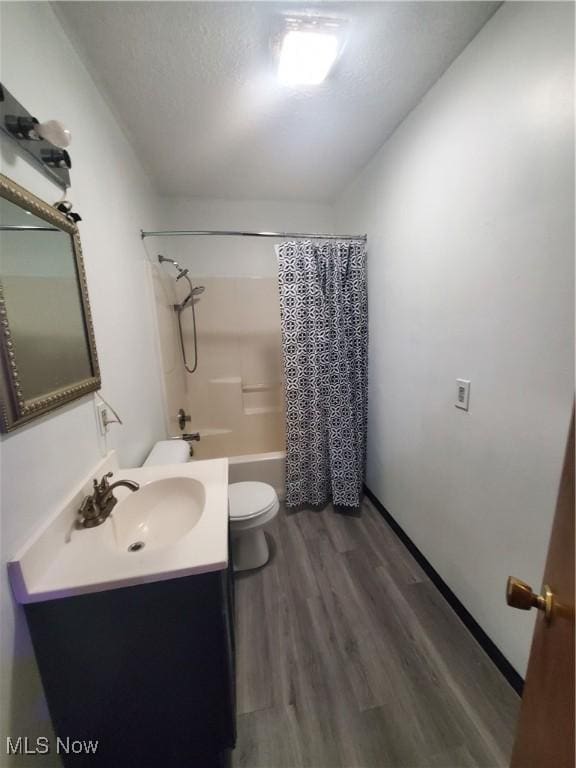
93,472 -> 113,500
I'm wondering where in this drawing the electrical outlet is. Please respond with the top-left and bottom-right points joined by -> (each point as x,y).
455,379 -> 471,411
96,402 -> 109,435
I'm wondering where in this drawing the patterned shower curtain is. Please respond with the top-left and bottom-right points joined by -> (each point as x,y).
276,239 -> 368,508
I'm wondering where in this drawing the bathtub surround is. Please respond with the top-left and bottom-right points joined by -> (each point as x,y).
277,240 -> 368,508
0,3 -> 165,762
334,1 -> 574,675
149,196 -> 335,439
178,275 -> 286,458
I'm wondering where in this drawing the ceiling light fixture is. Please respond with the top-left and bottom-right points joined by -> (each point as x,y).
277,17 -> 345,86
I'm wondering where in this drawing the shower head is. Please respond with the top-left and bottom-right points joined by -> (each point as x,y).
177,286 -> 205,311
158,254 -> 190,281
158,254 -> 205,310
158,254 -> 178,267
158,254 -> 183,271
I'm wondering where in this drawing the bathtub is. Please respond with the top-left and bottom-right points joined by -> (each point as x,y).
155,439 -> 286,499
227,451 -> 285,500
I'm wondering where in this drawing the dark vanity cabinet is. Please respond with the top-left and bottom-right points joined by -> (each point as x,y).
24,566 -> 236,768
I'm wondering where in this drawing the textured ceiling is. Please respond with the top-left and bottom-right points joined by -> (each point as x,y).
55,2 -> 499,202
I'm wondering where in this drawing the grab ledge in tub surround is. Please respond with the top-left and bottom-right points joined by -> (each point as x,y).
8,450 -> 229,604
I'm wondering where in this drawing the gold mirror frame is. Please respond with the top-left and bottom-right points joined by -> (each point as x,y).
0,174 -> 101,431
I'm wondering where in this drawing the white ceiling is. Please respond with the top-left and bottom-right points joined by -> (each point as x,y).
55,2 -> 499,202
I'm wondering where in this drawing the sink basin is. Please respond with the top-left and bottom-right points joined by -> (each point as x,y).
8,454 -> 229,604
111,477 -> 205,552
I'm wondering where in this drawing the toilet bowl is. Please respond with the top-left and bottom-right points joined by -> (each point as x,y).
228,481 -> 279,571
143,442 -> 279,571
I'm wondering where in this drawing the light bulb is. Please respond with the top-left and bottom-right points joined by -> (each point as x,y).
36,120 -> 72,148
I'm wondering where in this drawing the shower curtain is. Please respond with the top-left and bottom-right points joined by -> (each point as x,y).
276,239 -> 368,508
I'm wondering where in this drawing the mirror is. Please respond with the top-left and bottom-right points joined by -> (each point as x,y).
0,174 -> 100,431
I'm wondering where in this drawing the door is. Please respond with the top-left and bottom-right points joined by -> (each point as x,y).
507,410 -> 574,768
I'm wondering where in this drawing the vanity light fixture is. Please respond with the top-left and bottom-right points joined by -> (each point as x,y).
41,148 -> 72,170
277,16 -> 346,86
5,116 -> 71,148
0,82 -> 71,188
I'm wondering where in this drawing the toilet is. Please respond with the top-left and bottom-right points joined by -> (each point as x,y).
143,441 -> 279,571
228,481 -> 279,571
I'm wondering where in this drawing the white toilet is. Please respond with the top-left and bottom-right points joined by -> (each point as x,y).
143,441 -> 279,572
228,481 -> 279,571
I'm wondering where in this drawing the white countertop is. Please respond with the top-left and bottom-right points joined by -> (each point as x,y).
8,452 -> 229,604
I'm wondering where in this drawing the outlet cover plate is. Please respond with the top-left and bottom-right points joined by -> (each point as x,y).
455,379 -> 471,411
96,402 -> 108,435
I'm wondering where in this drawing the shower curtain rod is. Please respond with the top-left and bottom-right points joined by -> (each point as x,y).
140,229 -> 367,242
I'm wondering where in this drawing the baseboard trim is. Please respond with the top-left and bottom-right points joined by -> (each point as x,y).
364,485 -> 524,696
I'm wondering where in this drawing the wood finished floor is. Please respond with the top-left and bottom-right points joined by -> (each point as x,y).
233,499 -> 520,768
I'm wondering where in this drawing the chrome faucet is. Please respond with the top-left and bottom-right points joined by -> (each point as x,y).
76,472 -> 140,529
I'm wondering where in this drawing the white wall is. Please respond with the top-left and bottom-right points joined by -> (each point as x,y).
153,196 -> 334,277
0,3 -> 166,762
335,1 -> 574,675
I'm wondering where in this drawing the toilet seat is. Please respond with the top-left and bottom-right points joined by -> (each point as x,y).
229,481 -> 278,520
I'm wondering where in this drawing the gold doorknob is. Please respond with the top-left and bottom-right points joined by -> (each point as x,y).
506,576 -> 554,621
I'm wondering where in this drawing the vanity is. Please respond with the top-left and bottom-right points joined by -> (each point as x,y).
8,454 -> 235,768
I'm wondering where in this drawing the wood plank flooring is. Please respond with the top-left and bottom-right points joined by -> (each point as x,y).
233,499 -> 520,768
